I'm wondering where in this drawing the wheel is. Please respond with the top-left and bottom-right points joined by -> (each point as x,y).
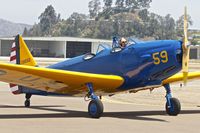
165,98 -> 181,116
88,100 -> 104,118
24,100 -> 30,107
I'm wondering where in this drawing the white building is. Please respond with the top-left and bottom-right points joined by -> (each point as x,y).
0,37 -> 112,58
0,36 -> 200,59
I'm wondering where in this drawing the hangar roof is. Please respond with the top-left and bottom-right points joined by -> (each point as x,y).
0,36 -> 111,43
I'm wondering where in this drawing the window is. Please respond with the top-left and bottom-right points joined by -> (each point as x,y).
66,41 -> 91,58
176,49 -> 182,63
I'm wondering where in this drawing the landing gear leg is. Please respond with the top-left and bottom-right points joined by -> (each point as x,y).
86,83 -> 103,118
164,84 -> 181,116
24,94 -> 32,107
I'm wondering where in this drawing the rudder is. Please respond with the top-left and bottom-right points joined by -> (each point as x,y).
9,35 -> 38,94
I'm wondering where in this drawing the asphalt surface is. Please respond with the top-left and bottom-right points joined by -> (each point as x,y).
0,81 -> 200,133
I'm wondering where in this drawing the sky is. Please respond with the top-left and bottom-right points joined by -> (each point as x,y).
149,0 -> 199,29
0,0 -> 199,29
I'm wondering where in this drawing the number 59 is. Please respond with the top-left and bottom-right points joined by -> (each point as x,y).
152,50 -> 168,65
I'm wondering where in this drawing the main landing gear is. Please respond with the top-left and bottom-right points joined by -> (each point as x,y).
164,84 -> 181,116
86,83 -> 104,118
24,93 -> 32,107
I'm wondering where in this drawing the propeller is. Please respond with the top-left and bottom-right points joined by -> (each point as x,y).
182,6 -> 190,85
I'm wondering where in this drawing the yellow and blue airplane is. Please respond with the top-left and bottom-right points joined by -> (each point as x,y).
0,7 -> 199,118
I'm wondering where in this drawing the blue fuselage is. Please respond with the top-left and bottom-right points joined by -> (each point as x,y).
48,40 -> 182,91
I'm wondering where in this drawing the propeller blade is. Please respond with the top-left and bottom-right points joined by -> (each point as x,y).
183,6 -> 188,46
182,6 -> 190,85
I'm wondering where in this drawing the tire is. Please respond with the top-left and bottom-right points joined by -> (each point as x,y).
24,100 -> 30,107
88,100 -> 104,118
165,98 -> 181,116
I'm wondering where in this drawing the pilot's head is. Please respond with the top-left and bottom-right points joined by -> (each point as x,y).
120,37 -> 127,48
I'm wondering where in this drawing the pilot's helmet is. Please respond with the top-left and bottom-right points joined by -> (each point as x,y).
120,37 -> 127,45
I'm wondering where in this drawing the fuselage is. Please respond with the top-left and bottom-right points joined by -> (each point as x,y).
48,40 -> 183,91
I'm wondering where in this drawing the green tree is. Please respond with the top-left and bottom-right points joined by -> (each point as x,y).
176,14 -> 193,38
61,12 -> 88,37
163,14 -> 176,39
28,23 -> 42,37
191,38 -> 198,45
125,0 -> 152,10
50,20 -> 67,36
103,0 -> 113,9
94,19 -> 115,39
80,20 -> 97,37
110,12 -> 143,38
115,0 -> 125,7
138,9 -> 149,21
38,5 -> 60,36
88,0 -> 101,18
23,27 -> 28,36
25,0 -> 183,40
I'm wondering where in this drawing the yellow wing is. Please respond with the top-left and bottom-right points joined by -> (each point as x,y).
163,72 -> 200,85
0,63 -> 124,96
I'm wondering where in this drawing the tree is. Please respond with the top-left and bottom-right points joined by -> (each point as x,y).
152,14 -> 176,40
70,12 -> 88,20
50,20 -> 67,36
125,0 -> 152,10
146,13 -> 160,38
80,20 -> 97,37
103,0 -> 113,10
25,0 -> 182,40
139,13 -> 176,40
176,14 -> 193,37
23,27 -> 28,36
191,37 -> 198,45
115,0 -> 125,7
61,12 -> 89,37
94,19 -> 115,39
138,9 -> 149,21
38,5 -> 60,36
88,0 -> 101,18
27,23 -> 42,37
163,14 -> 176,39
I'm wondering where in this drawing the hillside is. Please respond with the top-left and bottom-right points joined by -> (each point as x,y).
0,19 -> 32,37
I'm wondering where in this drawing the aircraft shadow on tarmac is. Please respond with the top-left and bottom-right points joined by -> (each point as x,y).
0,105 -> 199,122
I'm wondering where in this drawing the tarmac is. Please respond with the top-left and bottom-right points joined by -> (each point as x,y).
0,80 -> 200,133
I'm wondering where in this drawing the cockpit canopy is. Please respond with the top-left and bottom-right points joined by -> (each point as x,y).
83,37 -> 141,60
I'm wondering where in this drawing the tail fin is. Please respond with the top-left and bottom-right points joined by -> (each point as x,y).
9,35 -> 37,94
11,35 -> 37,66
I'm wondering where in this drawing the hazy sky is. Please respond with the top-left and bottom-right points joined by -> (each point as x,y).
0,0 -> 199,29
150,0 -> 199,29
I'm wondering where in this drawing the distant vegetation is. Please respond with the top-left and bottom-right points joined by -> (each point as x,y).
23,0 -> 193,40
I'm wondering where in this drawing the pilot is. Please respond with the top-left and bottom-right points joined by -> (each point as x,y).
119,37 -> 127,48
